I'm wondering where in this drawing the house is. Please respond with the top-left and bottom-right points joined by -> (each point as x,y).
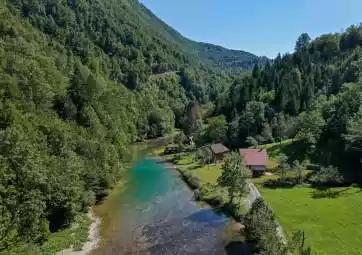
239,148 -> 269,176
209,143 -> 230,161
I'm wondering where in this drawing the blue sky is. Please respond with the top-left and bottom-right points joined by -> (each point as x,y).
140,0 -> 362,58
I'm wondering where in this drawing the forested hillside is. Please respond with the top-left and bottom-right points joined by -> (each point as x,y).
0,0 -> 243,253
2,0 -> 362,253
195,42 -> 269,69
212,28 -> 362,181
132,1 -> 267,70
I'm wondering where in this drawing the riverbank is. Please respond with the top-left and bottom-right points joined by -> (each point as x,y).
56,210 -> 100,255
55,180 -> 128,255
91,157 -> 243,254
159,152 -> 248,222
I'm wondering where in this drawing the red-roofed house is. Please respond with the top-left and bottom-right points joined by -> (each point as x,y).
239,148 -> 269,175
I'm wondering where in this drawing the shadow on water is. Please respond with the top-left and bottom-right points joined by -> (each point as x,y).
225,241 -> 250,255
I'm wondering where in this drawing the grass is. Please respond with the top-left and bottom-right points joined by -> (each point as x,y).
252,174 -> 279,185
170,151 -> 248,217
177,153 -> 195,166
190,163 -> 223,184
259,139 -> 294,149
149,146 -> 165,156
258,185 -> 362,255
41,213 -> 91,254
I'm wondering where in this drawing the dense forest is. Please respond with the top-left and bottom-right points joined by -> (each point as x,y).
1,0 -> 362,253
208,28 -> 362,182
0,0 -> 265,253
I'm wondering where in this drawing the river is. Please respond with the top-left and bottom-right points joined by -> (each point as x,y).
91,156 -> 248,255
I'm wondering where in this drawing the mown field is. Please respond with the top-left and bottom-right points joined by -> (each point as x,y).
162,140 -> 362,255
259,185 -> 362,255
255,140 -> 362,255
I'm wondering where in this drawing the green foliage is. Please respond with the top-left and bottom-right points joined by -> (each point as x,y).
218,152 -> 251,204
291,231 -> 312,255
0,0 -> 237,251
194,42 -> 269,69
246,136 -> 258,148
204,115 -> 228,143
309,166 -> 345,185
278,154 -> 290,182
244,198 -> 288,255
293,160 -> 306,184
213,24 -> 362,183
41,214 -> 91,255
195,147 -> 213,164
296,110 -> 325,148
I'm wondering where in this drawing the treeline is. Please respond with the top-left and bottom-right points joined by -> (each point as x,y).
211,26 -> 362,181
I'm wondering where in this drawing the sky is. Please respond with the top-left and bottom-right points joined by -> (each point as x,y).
140,0 -> 362,58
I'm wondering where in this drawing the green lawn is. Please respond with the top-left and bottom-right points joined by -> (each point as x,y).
189,163 -> 222,184
259,139 -> 294,149
177,153 -> 195,166
259,185 -> 362,255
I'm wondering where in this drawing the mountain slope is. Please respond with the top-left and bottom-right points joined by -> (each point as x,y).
194,42 -> 269,69
130,0 -> 267,69
0,0 -> 259,253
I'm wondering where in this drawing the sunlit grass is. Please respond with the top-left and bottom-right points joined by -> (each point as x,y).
150,146 -> 165,156
259,186 -> 362,255
190,163 -> 223,184
259,139 -> 294,149
252,174 -> 279,185
177,153 -> 194,165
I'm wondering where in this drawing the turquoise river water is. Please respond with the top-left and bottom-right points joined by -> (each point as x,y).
92,158 -> 248,255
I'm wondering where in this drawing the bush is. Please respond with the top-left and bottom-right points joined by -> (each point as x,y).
244,198 -> 288,254
180,171 -> 201,189
164,144 -> 183,155
309,166 -> 345,186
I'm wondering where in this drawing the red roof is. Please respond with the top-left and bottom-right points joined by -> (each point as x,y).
239,148 -> 268,166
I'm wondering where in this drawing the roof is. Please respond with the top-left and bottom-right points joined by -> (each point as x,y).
209,143 -> 230,155
239,148 -> 268,166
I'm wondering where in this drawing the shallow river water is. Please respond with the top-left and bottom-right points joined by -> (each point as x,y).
91,158 -> 248,255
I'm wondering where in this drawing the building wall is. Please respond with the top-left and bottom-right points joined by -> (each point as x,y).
214,152 -> 230,161
250,165 -> 266,171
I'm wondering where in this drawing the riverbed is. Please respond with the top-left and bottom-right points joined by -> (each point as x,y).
91,157 -> 248,254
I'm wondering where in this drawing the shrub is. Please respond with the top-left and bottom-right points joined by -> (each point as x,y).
309,166 -> 345,186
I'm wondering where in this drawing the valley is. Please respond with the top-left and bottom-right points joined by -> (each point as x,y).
0,0 -> 362,254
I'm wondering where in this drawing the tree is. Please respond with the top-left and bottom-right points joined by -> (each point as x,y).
182,102 -> 202,135
174,132 -> 186,148
279,154 -> 290,181
295,33 -> 311,52
293,160 -> 305,184
296,110 -> 325,149
238,156 -> 253,202
196,147 -> 213,165
205,115 -> 228,143
244,198 -> 288,255
291,231 -> 312,255
218,152 -> 251,204
246,136 -> 258,148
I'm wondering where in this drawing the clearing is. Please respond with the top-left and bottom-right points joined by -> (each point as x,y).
259,184 -> 362,255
